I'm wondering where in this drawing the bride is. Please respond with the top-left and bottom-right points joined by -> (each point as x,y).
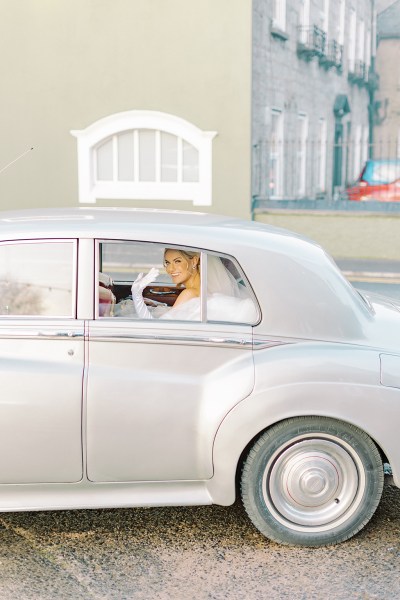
129,248 -> 258,323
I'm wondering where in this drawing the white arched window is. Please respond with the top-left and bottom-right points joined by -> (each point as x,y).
71,111 -> 217,206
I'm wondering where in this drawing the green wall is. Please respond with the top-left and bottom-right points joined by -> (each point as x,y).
0,1 -> 252,218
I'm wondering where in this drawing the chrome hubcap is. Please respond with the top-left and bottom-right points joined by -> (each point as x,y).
263,437 -> 364,531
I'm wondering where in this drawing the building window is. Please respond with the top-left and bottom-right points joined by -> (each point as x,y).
337,0 -> 345,46
269,110 -> 284,198
357,20 -> 365,62
273,0 -> 286,31
71,111 -> 217,206
317,118 -> 327,192
297,114 -> 308,196
299,0 -> 310,44
365,28 -> 371,75
348,9 -> 356,73
320,0 -> 330,36
95,131 -> 199,184
353,124 -> 362,180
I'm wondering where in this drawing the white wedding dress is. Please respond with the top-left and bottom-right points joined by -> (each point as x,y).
115,255 -> 258,323
156,256 -> 257,322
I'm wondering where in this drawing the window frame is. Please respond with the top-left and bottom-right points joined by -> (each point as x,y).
337,0 -> 345,46
71,111 -> 217,207
269,109 -> 284,199
357,19 -> 365,62
299,0 -> 310,44
297,113 -> 308,197
272,0 -> 287,32
320,0 -> 330,36
353,124 -> 363,180
317,118 -> 327,192
348,8 -> 357,73
95,240 -> 260,325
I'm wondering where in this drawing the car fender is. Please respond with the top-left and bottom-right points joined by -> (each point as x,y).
207,343 -> 400,505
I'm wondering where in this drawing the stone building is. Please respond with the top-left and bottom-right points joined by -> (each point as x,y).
252,0 -> 374,202
374,0 -> 400,156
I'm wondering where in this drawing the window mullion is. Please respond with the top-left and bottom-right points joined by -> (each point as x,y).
93,148 -> 99,182
177,137 -> 183,183
112,135 -> 118,182
155,130 -> 161,182
200,251 -> 207,322
133,130 -> 139,182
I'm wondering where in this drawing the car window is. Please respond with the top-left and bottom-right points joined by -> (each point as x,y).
0,241 -> 75,317
369,161 -> 400,184
97,241 -> 258,324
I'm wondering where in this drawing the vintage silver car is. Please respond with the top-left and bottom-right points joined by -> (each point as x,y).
0,207 -> 399,547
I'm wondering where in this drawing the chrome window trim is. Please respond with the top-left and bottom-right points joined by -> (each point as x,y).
200,250 -> 207,322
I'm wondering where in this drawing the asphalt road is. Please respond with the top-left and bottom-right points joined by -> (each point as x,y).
0,480 -> 399,600
335,258 -> 400,301
354,280 -> 400,300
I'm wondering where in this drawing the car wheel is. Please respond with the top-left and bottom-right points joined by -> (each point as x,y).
240,417 -> 384,547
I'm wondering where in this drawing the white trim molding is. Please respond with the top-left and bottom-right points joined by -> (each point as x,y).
71,110 -> 217,206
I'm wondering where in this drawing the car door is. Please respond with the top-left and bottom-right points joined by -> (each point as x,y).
0,240 -> 84,483
86,240 -> 257,482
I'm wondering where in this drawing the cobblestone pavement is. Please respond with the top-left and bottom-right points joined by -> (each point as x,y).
0,481 -> 398,600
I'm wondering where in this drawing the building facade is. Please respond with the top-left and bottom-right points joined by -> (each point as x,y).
0,1 -> 376,217
0,1 -> 252,218
374,0 -> 400,155
252,0 -> 374,203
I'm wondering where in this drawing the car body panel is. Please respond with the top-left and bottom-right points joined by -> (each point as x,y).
0,207 -> 399,517
86,320 -> 253,482
0,319 -> 84,483
210,343 -> 400,504
0,481 -> 213,513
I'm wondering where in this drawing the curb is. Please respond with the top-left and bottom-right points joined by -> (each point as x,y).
343,271 -> 400,283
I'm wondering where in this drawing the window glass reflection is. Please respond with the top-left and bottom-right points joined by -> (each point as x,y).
0,242 -> 74,316
98,242 -> 258,324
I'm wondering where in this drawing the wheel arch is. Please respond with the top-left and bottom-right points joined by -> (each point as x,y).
207,382 -> 396,506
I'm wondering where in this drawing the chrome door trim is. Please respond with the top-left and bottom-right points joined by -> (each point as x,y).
0,328 -> 85,341
89,331 -> 253,349
253,338 -> 295,350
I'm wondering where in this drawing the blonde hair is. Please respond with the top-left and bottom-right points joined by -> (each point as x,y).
164,248 -> 200,267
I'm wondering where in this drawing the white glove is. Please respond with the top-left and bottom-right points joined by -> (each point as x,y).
131,268 -> 160,319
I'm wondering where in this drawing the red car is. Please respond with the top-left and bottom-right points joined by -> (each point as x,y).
347,159 -> 400,201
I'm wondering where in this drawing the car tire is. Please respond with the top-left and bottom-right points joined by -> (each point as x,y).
240,416 -> 384,547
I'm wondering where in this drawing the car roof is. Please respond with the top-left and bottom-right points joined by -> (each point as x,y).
0,206 -> 314,251
0,206 -> 249,234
